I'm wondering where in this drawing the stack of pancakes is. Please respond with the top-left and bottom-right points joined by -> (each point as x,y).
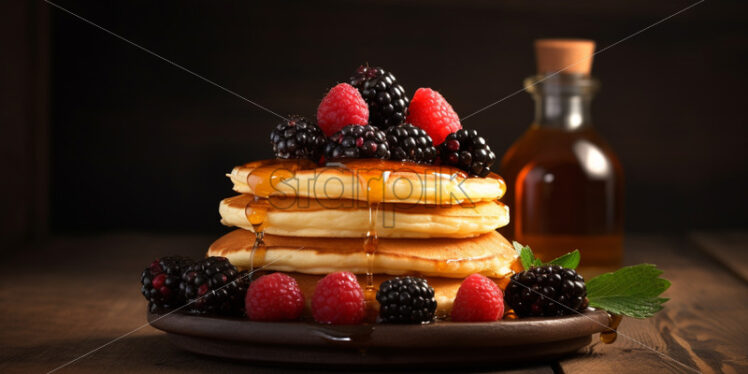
208,159 -> 520,316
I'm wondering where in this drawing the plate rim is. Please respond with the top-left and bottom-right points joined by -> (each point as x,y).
148,308 -> 611,348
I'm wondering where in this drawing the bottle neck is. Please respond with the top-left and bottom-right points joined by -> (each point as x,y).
525,74 -> 598,130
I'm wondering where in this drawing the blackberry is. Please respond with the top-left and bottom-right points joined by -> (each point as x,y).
385,124 -> 438,164
270,115 -> 325,161
504,265 -> 587,317
439,129 -> 496,177
349,65 -> 409,129
180,256 -> 249,316
376,276 -> 437,323
324,124 -> 390,160
141,256 -> 194,313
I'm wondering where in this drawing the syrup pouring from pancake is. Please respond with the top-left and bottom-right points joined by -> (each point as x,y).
324,160 -> 390,320
360,167 -> 388,319
243,159 -> 317,279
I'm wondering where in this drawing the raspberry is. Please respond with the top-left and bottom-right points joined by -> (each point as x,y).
311,271 -> 365,324
406,88 -> 462,145
317,83 -> 369,136
246,273 -> 304,321
451,274 -> 504,322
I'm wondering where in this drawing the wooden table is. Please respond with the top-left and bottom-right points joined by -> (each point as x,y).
1,232 -> 746,373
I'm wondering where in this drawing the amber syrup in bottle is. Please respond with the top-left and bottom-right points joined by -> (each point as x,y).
500,40 -> 624,274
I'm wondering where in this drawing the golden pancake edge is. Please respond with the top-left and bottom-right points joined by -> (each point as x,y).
208,229 -> 521,279
219,194 -> 509,238
227,159 -> 506,205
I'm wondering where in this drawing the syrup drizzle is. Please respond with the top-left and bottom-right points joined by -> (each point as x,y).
245,163 -> 281,280
364,203 -> 379,300
502,309 -> 519,320
333,159 -> 390,322
600,313 -> 623,344
245,159 -> 316,197
241,159 -> 325,279
244,159 -> 320,280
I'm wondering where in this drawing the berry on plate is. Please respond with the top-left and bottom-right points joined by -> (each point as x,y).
385,123 -> 438,164
376,276 -> 437,324
317,83 -> 369,136
324,124 -> 390,160
311,271 -> 365,324
141,256 -> 194,313
246,272 -> 304,321
504,265 -> 587,317
451,274 -> 504,322
439,129 -> 496,177
180,256 -> 249,316
270,115 -> 326,162
348,65 -> 409,129
406,88 -> 462,145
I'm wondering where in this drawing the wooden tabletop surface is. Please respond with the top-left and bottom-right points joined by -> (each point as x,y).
1,232 -> 747,374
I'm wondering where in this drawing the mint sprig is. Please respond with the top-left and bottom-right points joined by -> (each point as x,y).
513,242 -> 542,269
587,264 -> 670,319
511,242 -> 669,319
512,241 -> 580,270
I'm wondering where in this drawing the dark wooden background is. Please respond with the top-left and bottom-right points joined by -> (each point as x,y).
2,0 -> 747,247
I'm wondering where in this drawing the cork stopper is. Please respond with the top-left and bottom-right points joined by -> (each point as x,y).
535,39 -> 596,75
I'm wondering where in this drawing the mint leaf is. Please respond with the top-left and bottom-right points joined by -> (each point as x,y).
513,241 -> 539,270
547,250 -> 580,270
587,264 -> 670,319
513,241 -> 576,270
519,247 -> 536,270
512,241 -> 525,255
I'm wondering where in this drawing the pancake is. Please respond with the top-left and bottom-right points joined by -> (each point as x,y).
219,194 -> 509,238
208,229 -> 521,278
228,159 -> 506,205
283,272 -> 511,317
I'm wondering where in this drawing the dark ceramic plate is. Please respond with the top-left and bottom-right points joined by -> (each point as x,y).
147,309 -> 612,366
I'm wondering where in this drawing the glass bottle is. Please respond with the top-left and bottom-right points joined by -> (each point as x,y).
500,41 -> 624,270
